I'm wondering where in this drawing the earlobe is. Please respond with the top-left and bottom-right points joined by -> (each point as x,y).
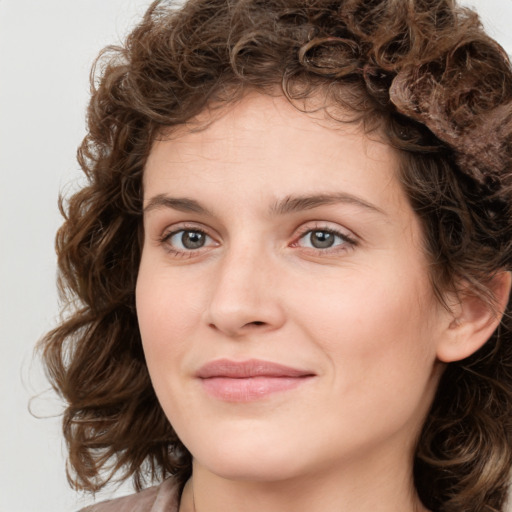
436,271 -> 512,363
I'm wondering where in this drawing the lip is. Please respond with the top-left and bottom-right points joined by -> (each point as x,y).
196,359 -> 316,402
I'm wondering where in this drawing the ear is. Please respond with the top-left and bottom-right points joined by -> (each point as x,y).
436,271 -> 511,363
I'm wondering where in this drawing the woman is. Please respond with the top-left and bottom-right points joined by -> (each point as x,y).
40,0 -> 512,511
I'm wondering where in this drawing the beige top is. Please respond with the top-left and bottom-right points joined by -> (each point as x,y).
79,479 -> 180,512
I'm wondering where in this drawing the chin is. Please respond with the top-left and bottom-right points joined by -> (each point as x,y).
186,429 -> 309,482
199,455 -> 303,483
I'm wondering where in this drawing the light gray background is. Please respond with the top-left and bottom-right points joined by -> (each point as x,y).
1,1 -> 511,511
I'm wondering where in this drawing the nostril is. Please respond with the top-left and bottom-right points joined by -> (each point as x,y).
208,321 -> 266,332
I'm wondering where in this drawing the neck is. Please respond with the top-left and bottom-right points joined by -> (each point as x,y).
179,453 -> 429,512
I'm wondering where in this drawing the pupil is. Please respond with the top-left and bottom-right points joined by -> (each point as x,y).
311,231 -> 334,248
182,231 -> 205,249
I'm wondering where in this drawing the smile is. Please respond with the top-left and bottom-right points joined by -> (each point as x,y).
196,359 -> 316,402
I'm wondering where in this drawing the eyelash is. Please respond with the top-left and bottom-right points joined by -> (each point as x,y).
159,224 -> 357,258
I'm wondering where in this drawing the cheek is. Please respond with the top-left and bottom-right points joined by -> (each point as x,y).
136,258 -> 200,367
289,264 -> 439,385
295,277 -> 440,445
135,264 -> 204,429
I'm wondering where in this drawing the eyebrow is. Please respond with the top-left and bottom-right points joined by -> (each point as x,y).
143,192 -> 386,217
143,194 -> 212,215
269,193 -> 386,216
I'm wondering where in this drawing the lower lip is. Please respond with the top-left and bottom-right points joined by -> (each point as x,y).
200,376 -> 313,402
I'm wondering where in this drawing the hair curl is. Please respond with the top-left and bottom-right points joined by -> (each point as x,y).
40,1 -> 512,511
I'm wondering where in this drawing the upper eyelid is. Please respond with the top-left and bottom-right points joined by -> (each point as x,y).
161,222 -> 215,237
293,221 -> 358,240
295,224 -> 349,235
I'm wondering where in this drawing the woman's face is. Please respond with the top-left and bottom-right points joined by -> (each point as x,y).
136,93 -> 449,483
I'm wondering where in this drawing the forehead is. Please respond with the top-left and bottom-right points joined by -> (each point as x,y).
144,93 -> 401,202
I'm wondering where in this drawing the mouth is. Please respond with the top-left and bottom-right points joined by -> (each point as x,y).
196,359 -> 316,402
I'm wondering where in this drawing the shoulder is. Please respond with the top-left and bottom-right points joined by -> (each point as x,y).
78,478 -> 180,512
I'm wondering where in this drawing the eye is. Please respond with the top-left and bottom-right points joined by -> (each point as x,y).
295,228 -> 355,251
302,230 -> 337,249
163,229 -> 216,252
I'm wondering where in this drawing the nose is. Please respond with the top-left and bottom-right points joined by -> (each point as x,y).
205,243 -> 286,338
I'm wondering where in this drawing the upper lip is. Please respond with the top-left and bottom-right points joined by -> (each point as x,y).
196,359 -> 315,379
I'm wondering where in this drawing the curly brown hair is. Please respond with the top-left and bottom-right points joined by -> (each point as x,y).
40,0 -> 512,511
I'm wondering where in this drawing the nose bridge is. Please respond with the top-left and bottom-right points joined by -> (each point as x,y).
206,235 -> 284,335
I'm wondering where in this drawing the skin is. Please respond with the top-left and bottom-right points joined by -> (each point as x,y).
136,93 -> 484,512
